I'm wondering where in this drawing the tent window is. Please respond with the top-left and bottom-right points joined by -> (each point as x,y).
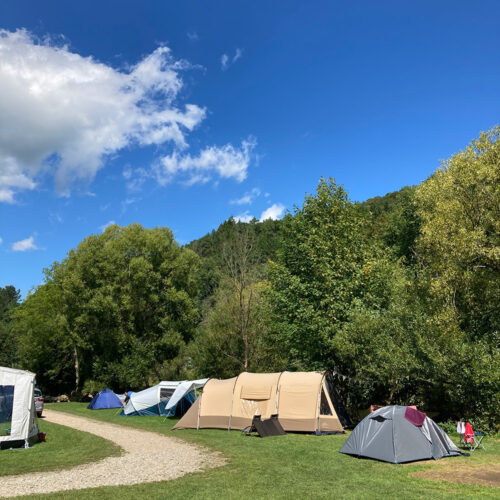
0,385 -> 14,436
320,389 -> 333,415
160,388 -> 175,401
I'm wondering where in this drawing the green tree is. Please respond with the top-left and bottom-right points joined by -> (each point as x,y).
190,226 -> 273,377
267,178 -> 387,370
13,223 -> 200,394
415,127 -> 499,342
362,186 -> 420,263
414,126 -> 500,427
0,285 -> 21,367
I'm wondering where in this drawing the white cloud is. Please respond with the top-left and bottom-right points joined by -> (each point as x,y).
0,29 -> 206,202
100,220 -> 116,232
260,203 -> 285,221
233,48 -> 243,63
221,48 -> 243,70
12,236 -> 39,251
0,237 -> 3,245
230,187 -> 261,205
234,211 -> 254,223
187,32 -> 199,41
155,138 -> 256,186
122,166 -> 133,180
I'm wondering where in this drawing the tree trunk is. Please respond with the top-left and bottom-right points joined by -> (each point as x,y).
73,345 -> 80,394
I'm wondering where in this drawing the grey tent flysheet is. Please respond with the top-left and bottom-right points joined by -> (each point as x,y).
340,405 -> 461,464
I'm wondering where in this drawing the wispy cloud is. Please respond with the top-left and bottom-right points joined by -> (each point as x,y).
155,138 -> 256,186
187,32 -> 199,41
49,212 -> 63,224
221,48 -> 243,70
230,187 -> 261,205
123,166 -> 150,192
0,237 -> 3,245
12,236 -> 39,251
260,203 -> 285,221
100,220 -> 116,232
121,197 -> 141,214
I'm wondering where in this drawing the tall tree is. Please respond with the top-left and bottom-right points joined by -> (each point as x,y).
267,178 -> 386,370
415,126 -> 500,343
13,224 -> 200,394
191,226 -> 271,377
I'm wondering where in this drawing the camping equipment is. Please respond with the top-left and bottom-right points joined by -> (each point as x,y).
243,414 -> 286,437
0,367 -> 39,449
174,371 -> 350,433
122,379 -> 208,417
340,405 -> 462,464
87,388 -> 123,410
461,422 -> 486,451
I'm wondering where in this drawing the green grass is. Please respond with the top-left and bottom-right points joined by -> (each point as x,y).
0,418 -> 121,477
20,402 -> 498,500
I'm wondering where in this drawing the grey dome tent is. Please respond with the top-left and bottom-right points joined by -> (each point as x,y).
340,405 -> 461,464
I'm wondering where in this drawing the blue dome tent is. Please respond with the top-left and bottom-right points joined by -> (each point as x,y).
88,388 -> 123,410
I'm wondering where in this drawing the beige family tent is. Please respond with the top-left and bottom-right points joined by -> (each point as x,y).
174,371 -> 350,433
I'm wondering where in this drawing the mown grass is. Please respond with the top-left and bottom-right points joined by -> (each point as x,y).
0,418 -> 121,477
22,402 -> 498,500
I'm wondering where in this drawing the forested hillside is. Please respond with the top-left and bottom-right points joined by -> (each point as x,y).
3,126 -> 499,428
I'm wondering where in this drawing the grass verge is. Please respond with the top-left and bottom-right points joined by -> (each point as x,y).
0,418 -> 121,477
20,403 -> 500,499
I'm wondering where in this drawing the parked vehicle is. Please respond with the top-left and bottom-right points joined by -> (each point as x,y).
34,388 -> 44,418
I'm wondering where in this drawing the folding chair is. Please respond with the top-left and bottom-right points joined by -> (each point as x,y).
463,422 -> 486,451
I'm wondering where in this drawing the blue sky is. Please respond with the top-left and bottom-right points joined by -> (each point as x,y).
1,0 -> 499,296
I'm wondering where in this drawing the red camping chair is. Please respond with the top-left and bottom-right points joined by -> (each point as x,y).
462,422 -> 486,451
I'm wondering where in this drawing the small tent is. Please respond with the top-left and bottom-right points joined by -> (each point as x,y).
340,405 -> 461,463
87,388 -> 123,410
0,367 -> 39,449
174,371 -> 350,433
122,379 -> 208,417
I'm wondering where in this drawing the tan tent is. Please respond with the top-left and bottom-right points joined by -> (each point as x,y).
174,371 -> 349,433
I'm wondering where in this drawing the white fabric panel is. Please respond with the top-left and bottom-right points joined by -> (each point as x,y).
0,366 -> 38,443
165,379 -> 208,411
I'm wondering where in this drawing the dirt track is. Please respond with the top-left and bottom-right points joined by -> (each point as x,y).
0,409 -> 224,498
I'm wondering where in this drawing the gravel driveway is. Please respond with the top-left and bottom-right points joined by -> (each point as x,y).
0,409 -> 224,498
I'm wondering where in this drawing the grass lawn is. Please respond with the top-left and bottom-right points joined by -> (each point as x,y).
0,418 -> 121,477
19,402 -> 497,500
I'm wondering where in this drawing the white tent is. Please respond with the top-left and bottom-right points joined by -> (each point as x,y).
122,379 -> 208,417
0,367 -> 39,449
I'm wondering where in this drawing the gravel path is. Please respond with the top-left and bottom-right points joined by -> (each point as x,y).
0,409 -> 224,498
